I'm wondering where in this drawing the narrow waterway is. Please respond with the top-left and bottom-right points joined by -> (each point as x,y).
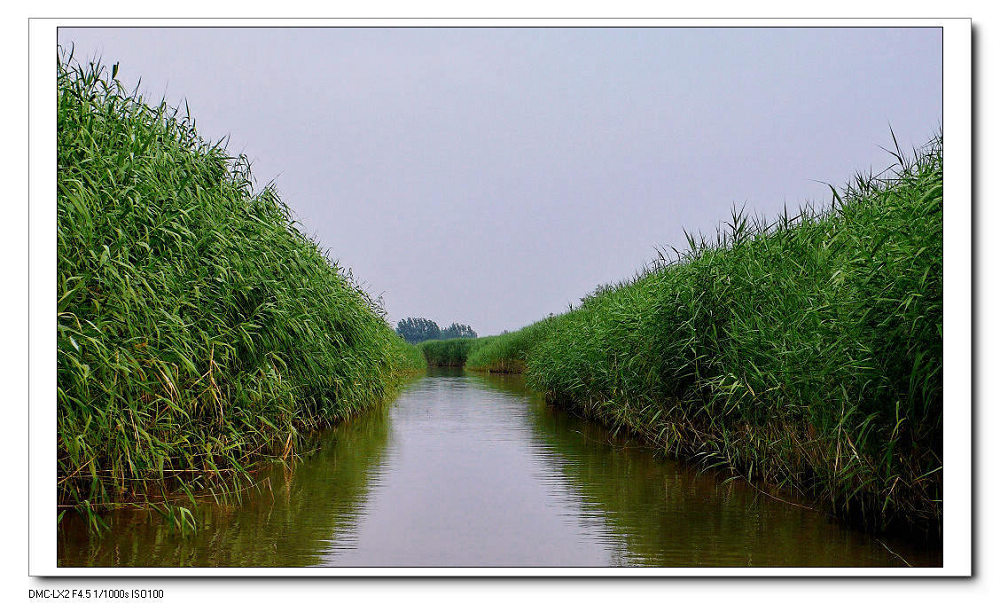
58,369 -> 941,567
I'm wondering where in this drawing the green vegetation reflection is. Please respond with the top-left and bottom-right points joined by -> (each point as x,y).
473,374 -> 941,567
58,396 -> 395,567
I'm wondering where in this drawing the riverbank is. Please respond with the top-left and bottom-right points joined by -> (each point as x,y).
419,338 -> 481,367
59,370 -> 939,567
56,54 -> 426,529
437,138 -> 943,538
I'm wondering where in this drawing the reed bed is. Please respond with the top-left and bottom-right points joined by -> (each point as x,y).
419,323 -> 548,372
57,53 -> 425,528
419,338 -> 482,367
468,137 -> 943,536
464,320 -> 556,374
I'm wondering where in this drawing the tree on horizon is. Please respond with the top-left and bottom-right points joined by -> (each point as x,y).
441,323 -> 477,339
395,318 -> 477,343
395,317 -> 441,344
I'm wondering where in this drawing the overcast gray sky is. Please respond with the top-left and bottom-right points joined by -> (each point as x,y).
59,27 -> 942,336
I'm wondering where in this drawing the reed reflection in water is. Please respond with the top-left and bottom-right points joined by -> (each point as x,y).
58,370 -> 941,567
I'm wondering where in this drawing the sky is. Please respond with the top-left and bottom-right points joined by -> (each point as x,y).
58,27 -> 942,336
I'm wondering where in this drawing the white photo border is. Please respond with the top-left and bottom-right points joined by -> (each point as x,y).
28,17 -> 973,577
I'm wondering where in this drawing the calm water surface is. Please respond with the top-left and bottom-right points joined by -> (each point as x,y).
58,369 -> 941,567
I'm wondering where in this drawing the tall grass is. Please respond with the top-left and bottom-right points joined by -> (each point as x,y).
59,404 -> 397,566
419,338 -> 482,367
56,52 -> 425,525
471,137 -> 943,536
419,320 -> 555,372
464,319 -> 557,373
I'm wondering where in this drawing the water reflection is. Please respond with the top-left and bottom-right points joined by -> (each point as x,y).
317,368 -> 614,566
475,373 -> 941,567
58,370 -> 941,567
58,393 -> 395,567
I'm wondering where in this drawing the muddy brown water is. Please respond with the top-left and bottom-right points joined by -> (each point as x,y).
58,369 -> 941,567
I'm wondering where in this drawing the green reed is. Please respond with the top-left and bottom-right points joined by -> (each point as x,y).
464,320 -> 557,374
419,321 -> 554,372
468,136 -> 943,536
56,51 -> 425,528
419,338 -> 482,367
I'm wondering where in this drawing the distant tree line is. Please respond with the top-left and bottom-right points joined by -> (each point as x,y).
395,317 -> 477,344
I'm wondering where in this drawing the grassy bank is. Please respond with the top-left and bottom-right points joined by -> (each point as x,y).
464,321 -> 554,374
57,54 -> 425,527
418,338 -> 482,367
419,319 -> 555,373
467,138 -> 943,536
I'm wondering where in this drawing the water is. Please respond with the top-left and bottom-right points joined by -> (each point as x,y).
58,369 -> 941,567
